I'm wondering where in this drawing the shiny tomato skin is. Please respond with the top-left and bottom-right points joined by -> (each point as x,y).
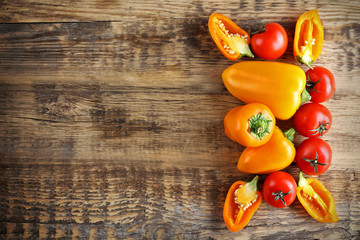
262,171 -> 297,208
250,22 -> 288,60
306,67 -> 335,103
293,103 -> 332,137
296,138 -> 332,175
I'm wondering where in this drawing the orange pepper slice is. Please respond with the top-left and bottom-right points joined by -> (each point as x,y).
293,9 -> 324,68
208,13 -> 254,60
223,176 -> 262,232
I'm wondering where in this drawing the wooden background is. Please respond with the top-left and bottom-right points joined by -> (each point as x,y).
1,0 -> 359,239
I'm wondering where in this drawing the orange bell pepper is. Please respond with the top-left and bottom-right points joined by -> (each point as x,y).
237,127 -> 295,174
208,13 -> 254,60
293,9 -> 324,68
224,103 -> 275,147
222,61 -> 310,120
223,176 -> 262,232
297,172 -> 339,223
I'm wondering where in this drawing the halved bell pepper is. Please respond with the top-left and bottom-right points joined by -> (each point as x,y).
223,176 -> 262,232
208,13 -> 254,60
297,172 -> 339,223
224,103 -> 275,147
237,127 -> 295,174
222,61 -> 310,120
293,9 -> 324,68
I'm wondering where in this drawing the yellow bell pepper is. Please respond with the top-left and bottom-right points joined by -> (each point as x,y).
222,61 -> 309,120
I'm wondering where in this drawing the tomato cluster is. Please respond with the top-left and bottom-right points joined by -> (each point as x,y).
294,67 -> 335,175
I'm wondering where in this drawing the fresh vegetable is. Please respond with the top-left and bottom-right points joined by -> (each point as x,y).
297,172 -> 339,223
222,61 -> 309,120
208,13 -> 254,60
224,103 -> 275,147
223,176 -> 262,232
293,103 -> 332,137
237,127 -> 295,174
306,67 -> 336,103
296,138 -> 332,175
250,22 -> 288,60
262,171 -> 297,208
293,9 -> 324,68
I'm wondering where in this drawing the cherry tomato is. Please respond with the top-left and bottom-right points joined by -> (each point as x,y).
250,22 -> 288,60
306,67 -> 335,103
296,138 -> 332,175
293,103 -> 332,137
262,171 -> 297,208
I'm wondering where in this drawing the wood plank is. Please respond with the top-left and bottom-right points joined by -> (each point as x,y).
1,163 -> 359,239
1,0 -> 360,238
1,0 -> 360,23
0,18 -> 359,169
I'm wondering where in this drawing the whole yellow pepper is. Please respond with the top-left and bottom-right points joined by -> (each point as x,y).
222,61 -> 309,120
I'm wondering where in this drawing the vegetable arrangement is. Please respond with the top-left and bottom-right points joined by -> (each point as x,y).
208,10 -> 339,232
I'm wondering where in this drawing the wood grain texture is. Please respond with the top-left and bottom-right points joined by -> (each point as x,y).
1,0 -> 360,239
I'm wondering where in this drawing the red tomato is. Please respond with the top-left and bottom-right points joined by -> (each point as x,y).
250,23 -> 288,60
296,138 -> 332,175
293,103 -> 332,137
262,171 -> 297,208
306,67 -> 336,103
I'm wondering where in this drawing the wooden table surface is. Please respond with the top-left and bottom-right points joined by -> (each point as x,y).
1,0 -> 359,239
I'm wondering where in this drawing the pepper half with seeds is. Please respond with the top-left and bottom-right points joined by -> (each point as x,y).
208,13 -> 254,60
293,9 -> 324,68
223,176 -> 262,232
297,172 -> 339,223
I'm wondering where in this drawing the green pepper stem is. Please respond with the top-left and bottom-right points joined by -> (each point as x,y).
246,175 -> 259,192
296,55 -> 313,69
301,88 -> 311,105
298,171 -> 308,187
248,112 -> 272,140
238,43 -> 254,59
283,128 -> 295,142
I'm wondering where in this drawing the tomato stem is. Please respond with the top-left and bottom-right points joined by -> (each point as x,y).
251,23 -> 267,35
272,188 -> 294,207
306,74 -> 323,93
309,121 -> 329,136
302,152 -> 328,175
